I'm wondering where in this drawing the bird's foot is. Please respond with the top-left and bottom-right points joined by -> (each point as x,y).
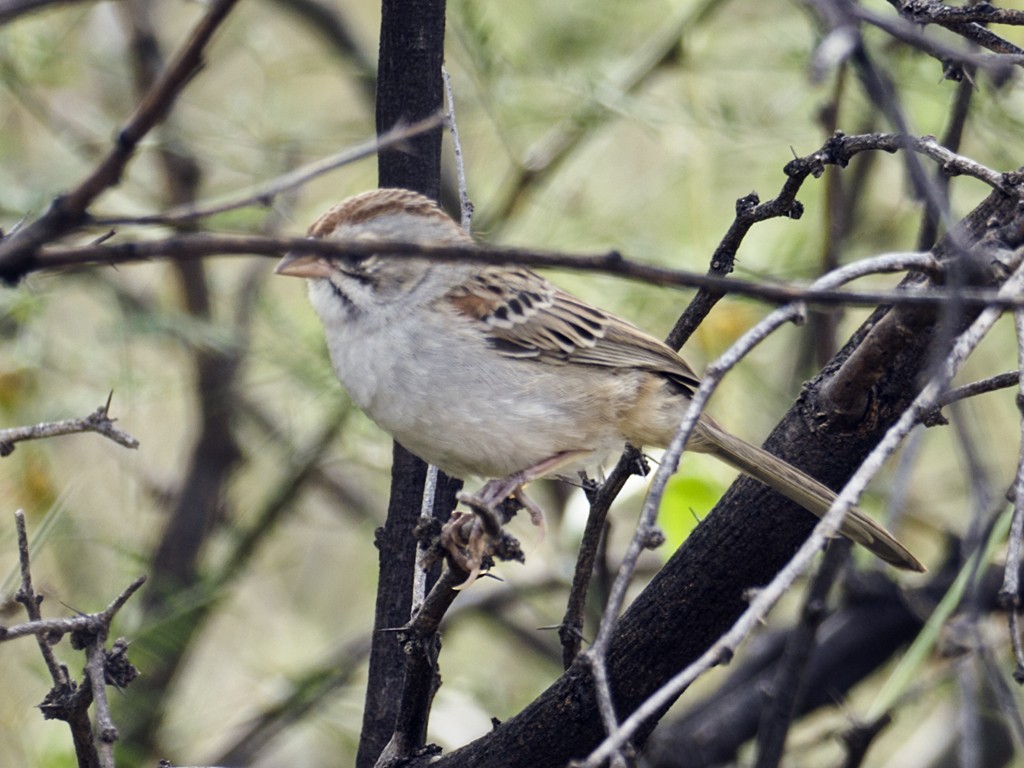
441,451 -> 588,587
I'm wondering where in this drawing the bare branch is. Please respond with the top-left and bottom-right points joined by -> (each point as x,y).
0,0 -> 242,279
441,68 -> 473,231
936,372 -> 1020,410
999,309 -> 1024,681
855,3 -> 1024,75
889,0 -> 1024,58
0,397 -> 140,457
31,235 -> 968,310
896,1 -> 1024,27
93,113 -> 446,227
26,231 -> 1024,313
83,642 -> 116,768
9,512 -> 145,768
12,510 -> 67,682
15,229 -> 1007,315
0,0 -> 95,24
559,448 -> 645,667
920,372 -> 1019,426
579,252 -> 1024,767
1,576 -> 146,643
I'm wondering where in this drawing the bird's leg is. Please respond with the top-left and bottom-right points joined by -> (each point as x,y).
442,450 -> 590,586
458,449 -> 591,521
438,511 -> 489,587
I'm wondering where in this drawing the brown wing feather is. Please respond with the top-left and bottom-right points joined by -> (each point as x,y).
445,267 -> 701,395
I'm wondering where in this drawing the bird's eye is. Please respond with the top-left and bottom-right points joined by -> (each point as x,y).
337,253 -> 378,274
330,255 -> 380,289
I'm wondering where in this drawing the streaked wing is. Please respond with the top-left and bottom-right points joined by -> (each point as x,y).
445,267 -> 700,395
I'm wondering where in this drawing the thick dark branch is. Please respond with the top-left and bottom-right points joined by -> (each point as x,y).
360,3 -> 452,766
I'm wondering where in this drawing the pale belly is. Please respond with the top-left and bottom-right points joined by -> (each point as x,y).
326,316 -> 635,480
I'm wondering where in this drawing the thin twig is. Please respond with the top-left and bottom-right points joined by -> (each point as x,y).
441,67 -> 473,231
559,448 -> 643,667
403,567 -> 465,639
35,232 -> 1024,311
12,510 -> 66,682
413,465 -> 440,617
999,309 -> 1024,681
33,235 -> 984,309
0,0 -> 242,279
977,638 -> 1024,748
1009,610 -> 1024,684
10,513 -> 145,768
1,575 -> 147,643
93,113 -> 447,227
409,67 -> 469,618
83,641 -> 117,768
0,395 -> 140,457
934,372 -> 1019,410
895,1 -> 1024,27
889,0 -> 1024,59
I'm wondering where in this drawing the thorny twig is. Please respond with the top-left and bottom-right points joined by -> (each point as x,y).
7,511 -> 145,768
888,0 -> 1024,58
856,3 -> 1024,77
0,394 -> 139,457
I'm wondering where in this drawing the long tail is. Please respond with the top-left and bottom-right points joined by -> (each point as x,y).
695,422 -> 925,572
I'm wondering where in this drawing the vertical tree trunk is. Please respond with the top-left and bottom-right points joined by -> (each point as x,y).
357,3 -> 454,766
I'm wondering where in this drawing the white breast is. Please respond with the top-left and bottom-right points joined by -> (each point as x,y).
310,280 -> 634,479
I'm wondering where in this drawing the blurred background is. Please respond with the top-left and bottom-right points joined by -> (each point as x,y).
1,0 -> 1022,765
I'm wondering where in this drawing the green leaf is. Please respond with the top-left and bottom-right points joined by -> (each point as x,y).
657,466 -> 727,556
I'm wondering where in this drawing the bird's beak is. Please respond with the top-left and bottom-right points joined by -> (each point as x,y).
274,252 -> 334,279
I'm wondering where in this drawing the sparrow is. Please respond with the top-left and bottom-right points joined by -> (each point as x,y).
275,188 -> 925,575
